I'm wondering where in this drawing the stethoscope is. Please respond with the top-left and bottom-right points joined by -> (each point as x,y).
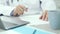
39,0 -> 42,11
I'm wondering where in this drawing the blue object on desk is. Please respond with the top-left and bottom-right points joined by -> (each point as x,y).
13,26 -> 55,34
13,26 -> 35,34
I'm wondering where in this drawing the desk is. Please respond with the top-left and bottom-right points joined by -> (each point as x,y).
0,14 -> 59,34
24,14 -> 60,34
30,24 -> 60,34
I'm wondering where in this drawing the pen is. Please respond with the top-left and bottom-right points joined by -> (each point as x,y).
33,30 -> 37,34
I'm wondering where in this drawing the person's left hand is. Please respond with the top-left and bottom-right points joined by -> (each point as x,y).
39,10 -> 48,21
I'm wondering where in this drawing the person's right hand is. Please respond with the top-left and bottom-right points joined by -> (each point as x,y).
13,5 -> 28,16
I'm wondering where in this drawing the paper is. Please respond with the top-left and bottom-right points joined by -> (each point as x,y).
20,14 -> 49,25
0,30 -> 22,34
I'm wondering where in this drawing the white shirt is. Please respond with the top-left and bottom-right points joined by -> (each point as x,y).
41,0 -> 56,10
0,4 -> 14,16
0,0 -> 57,16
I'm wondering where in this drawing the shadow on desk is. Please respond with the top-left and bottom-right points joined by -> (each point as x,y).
31,24 -> 60,34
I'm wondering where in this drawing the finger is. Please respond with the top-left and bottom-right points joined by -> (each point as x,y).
45,13 -> 48,21
17,7 -> 24,15
14,12 -> 18,16
18,11 -> 24,15
16,5 -> 24,12
40,16 -> 43,19
14,13 -> 18,16
42,10 -> 48,20
15,6 -> 24,13
19,5 -> 28,12
39,11 -> 44,19
40,14 -> 44,20
17,6 -> 24,12
45,10 -> 48,21
13,8 -> 21,16
19,5 -> 26,10
45,16 -> 48,21
42,12 -> 46,20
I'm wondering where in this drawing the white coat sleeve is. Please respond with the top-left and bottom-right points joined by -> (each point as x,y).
41,0 -> 56,11
0,5 -> 15,16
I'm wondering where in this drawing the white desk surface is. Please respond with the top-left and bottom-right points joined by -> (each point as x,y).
30,24 -> 60,34
0,14 -> 60,34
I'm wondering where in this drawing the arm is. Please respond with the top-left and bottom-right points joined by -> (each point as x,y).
0,5 -> 27,16
41,0 -> 56,10
40,0 -> 56,21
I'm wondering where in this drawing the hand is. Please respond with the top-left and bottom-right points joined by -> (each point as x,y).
39,10 -> 48,21
13,5 -> 28,16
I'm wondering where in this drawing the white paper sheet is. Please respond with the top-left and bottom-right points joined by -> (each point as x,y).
0,30 -> 22,34
20,14 -> 49,25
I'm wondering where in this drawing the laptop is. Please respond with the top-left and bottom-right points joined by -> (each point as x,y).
0,16 -> 29,30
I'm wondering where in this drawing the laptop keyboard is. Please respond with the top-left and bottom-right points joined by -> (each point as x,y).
2,21 -> 19,29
